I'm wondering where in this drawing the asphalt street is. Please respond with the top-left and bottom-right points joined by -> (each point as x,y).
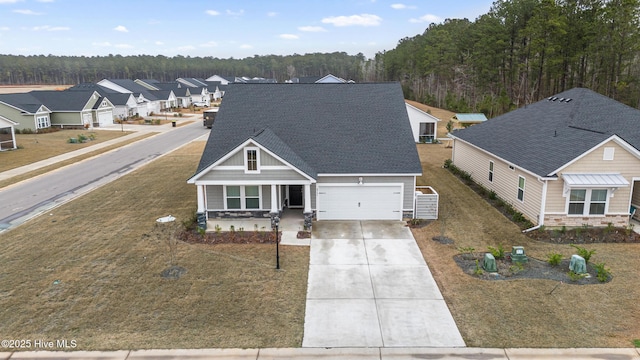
0,121 -> 209,232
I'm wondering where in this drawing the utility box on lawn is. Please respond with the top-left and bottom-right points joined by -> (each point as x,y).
511,246 -> 528,263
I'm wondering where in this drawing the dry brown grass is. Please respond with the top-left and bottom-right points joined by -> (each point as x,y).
0,141 -> 309,350
414,143 -> 640,348
1,130 -> 134,172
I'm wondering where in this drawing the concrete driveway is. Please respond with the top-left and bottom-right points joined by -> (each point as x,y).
302,221 -> 465,348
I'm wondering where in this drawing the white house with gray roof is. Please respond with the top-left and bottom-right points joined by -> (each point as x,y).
450,87 -> 640,229
188,83 -> 422,227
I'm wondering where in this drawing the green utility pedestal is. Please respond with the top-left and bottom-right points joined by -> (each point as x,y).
511,246 -> 528,263
483,253 -> 497,272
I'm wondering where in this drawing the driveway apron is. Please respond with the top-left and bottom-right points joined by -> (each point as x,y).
303,221 -> 465,348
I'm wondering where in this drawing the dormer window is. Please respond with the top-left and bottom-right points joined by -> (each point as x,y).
244,147 -> 260,173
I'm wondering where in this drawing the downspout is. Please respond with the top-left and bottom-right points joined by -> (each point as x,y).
523,178 -> 548,233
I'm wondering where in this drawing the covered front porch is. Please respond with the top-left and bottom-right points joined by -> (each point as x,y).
195,182 -> 315,231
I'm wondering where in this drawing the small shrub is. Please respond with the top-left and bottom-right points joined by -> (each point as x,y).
560,226 -> 566,234
154,119 -> 161,125
474,259 -> 484,275
88,133 -> 96,141
570,244 -> 596,263
446,120 -> 454,133
512,211 -> 525,223
509,262 -> 524,274
443,159 -> 452,169
174,113 -> 179,117
214,224 -> 221,233
602,222 -> 614,235
594,262 -> 611,282
547,252 -> 562,266
567,270 -> 586,282
626,223 -> 635,236
408,218 -> 422,226
197,227 -> 206,237
178,113 -> 183,117
229,225 -> 235,232
538,225 -> 546,232
488,244 -> 505,259
77,134 -> 87,143
488,190 -> 497,200
633,339 -> 640,347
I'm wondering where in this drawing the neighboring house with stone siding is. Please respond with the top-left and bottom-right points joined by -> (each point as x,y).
187,83 -> 422,228
450,87 -> 640,229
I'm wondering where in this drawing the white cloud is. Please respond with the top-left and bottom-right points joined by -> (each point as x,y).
0,26 -> 9,31
114,43 -> 133,49
13,9 -> 42,15
200,41 -> 218,48
267,11 -> 277,17
0,0 -> 23,3
391,3 -> 416,10
298,26 -> 326,32
32,25 -> 69,31
240,44 -> 252,49
322,14 -> 382,27
205,10 -> 219,16
155,41 -> 164,45
178,45 -> 196,51
409,14 -> 441,23
279,34 -> 299,40
92,41 -> 112,47
114,25 -> 128,33
226,9 -> 244,16
37,0 -> 54,2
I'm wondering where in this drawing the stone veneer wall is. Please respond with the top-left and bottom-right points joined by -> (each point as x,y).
208,210 -> 272,219
543,214 -> 629,228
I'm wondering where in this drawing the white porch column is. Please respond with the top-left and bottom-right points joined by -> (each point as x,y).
304,183 -> 311,213
271,184 -> 278,213
196,185 -> 206,213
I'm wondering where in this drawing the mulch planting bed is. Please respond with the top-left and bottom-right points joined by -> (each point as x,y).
526,227 -> 640,244
453,254 -> 609,284
180,229 -> 278,244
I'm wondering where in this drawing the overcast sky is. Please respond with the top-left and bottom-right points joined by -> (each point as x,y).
0,0 -> 495,59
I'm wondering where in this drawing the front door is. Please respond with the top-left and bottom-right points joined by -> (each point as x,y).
289,185 -> 303,208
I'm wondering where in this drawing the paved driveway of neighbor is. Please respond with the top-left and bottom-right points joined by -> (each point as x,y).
302,221 -> 465,348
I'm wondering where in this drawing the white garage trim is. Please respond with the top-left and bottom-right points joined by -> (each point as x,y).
316,183 -> 404,220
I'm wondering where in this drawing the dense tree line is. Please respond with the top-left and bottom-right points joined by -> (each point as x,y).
0,52 -> 373,85
3,0 -> 640,116
380,0 -> 640,114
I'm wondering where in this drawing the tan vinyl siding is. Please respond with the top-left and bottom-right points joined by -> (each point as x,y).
205,185 -> 224,209
311,183 -> 317,209
453,140 -> 543,224
199,168 -> 309,182
317,175 -> 415,210
550,140 -> 640,215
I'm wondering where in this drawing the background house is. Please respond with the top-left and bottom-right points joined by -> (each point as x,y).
406,101 -> 440,143
450,88 -> 640,228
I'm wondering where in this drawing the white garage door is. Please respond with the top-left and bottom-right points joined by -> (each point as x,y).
317,184 -> 403,220
98,111 -> 113,126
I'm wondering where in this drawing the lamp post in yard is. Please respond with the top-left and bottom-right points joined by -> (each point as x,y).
273,215 -> 280,269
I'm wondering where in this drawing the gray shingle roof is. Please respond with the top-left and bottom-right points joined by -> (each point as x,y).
29,90 -> 95,111
0,93 -> 44,113
193,83 -> 421,178
452,87 -> 640,177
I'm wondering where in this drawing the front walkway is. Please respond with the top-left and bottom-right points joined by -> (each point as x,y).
303,221 -> 465,347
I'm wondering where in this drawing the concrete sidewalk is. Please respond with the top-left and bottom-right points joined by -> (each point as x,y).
0,118 -> 199,183
2,347 -> 639,359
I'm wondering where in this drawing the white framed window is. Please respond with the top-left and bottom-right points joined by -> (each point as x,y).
488,161 -> 494,182
244,147 -> 260,173
517,176 -> 525,202
568,189 -> 608,216
224,185 -> 261,210
36,115 -> 50,129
